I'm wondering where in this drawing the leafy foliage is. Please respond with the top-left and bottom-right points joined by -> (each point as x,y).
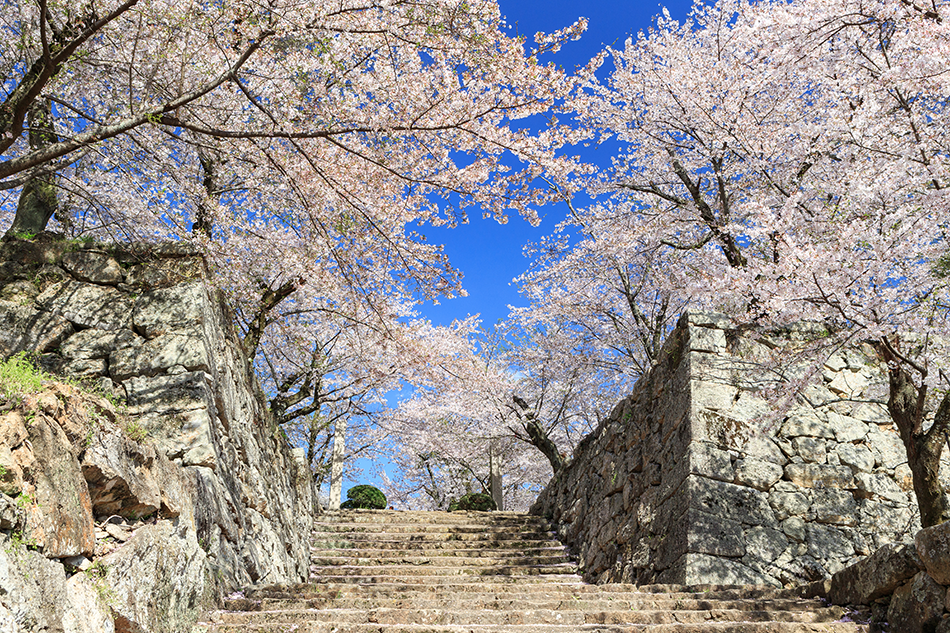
449,492 -> 496,512
340,485 -> 387,510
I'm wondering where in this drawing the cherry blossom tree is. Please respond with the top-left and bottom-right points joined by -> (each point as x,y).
512,195 -> 686,390
559,0 -> 950,525
0,0 -> 591,465
383,322 -> 612,510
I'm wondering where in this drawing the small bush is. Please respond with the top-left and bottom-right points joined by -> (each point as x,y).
449,492 -> 496,512
340,484 -> 386,509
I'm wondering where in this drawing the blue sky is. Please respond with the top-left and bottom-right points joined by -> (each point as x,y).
340,0 -> 696,503
417,0 -> 695,329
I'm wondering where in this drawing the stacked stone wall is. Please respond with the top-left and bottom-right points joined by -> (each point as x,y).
532,311 -> 949,587
0,235 -> 317,632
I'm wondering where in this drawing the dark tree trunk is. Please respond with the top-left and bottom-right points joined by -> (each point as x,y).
193,150 -> 219,237
876,338 -> 950,527
7,100 -> 59,237
885,364 -> 950,527
512,394 -> 563,474
523,415 -> 564,475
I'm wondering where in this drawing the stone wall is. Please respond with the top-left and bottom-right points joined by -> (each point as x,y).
0,235 -> 317,632
531,311 -> 949,587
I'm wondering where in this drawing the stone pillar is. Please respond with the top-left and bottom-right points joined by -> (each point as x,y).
329,417 -> 347,510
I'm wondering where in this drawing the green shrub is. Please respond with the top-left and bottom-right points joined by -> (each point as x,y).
340,484 -> 386,509
449,492 -> 496,512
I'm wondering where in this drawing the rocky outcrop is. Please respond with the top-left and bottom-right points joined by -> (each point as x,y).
531,311 -> 949,587
829,520 -> 950,633
0,235 -> 317,633
828,523 -> 950,633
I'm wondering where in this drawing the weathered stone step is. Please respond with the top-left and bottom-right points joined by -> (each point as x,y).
309,554 -> 574,567
311,536 -> 566,549
306,573 -> 585,585
208,507 -> 867,633
222,596 -> 840,614
313,523 -> 556,535
242,583 -> 818,601
310,546 -> 570,558
318,510 -> 550,526
210,605 -> 854,626
311,561 -> 578,574
195,621 -> 866,633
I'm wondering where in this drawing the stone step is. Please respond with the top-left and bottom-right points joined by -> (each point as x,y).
206,511 -> 866,633
195,622 -> 867,633
310,546 -> 570,558
309,554 -> 574,567
208,606 -> 852,626
310,562 -> 579,575
310,536 -> 567,549
222,596 -> 840,614
309,558 -> 574,569
312,523 -> 556,535
306,573 -> 586,585
318,511 -> 550,526
242,583 -> 820,601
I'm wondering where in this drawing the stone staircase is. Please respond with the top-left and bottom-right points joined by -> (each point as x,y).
196,510 -> 869,632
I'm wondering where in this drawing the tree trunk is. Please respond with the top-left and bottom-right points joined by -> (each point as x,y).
523,416 -> 563,475
6,100 -> 59,237
512,395 -> 564,475
883,356 -> 950,527
193,149 -> 219,237
328,417 -> 347,510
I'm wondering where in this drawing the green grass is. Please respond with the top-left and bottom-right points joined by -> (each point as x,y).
0,353 -> 47,399
123,420 -> 148,442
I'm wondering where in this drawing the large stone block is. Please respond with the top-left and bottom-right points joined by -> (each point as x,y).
123,371 -> 215,414
806,524 -> 855,563
781,410 -> 836,439
689,326 -> 727,353
855,472 -> 907,503
691,380 -> 738,412
837,443 -> 875,473
81,428 -> 164,518
133,282 -> 211,338
826,369 -> 869,399
811,488 -> 857,525
102,521 -> 208,633
35,280 -> 133,330
61,251 -> 124,285
734,458 -> 783,491
0,302 -> 74,356
0,537 -> 74,631
743,435 -> 786,465
60,327 -> 138,361
887,571 -> 945,633
742,525 -> 789,564
19,416 -> 95,557
110,333 -> 210,381
829,542 -> 923,605
688,442 -> 734,482
791,436 -> 827,463
825,412 -> 869,443
688,476 -> 775,526
681,552 -> 779,586
687,509 -> 745,557
916,520 -> 950,585
784,463 -> 855,489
